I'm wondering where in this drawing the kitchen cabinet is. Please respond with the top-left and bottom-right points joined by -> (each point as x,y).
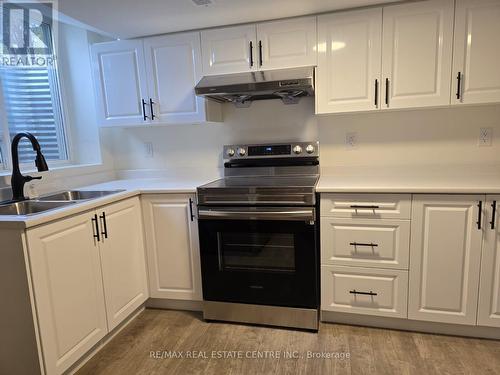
316,0 -> 456,114
200,24 -> 257,75
142,194 -> 202,301
26,211 -> 108,375
200,16 -> 317,75
316,8 -> 382,113
381,0 -> 454,109
256,16 -> 317,71
322,265 -> 408,318
91,34 -> 221,127
408,195 -> 484,325
91,40 -> 149,127
26,197 -> 148,374
452,0 -> 500,105
143,32 -> 219,124
478,196 -> 500,327
97,198 -> 149,331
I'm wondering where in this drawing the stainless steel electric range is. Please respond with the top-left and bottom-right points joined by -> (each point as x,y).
196,141 -> 320,331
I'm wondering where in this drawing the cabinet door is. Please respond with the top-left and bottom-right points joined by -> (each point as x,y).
316,8 -> 382,114
452,0 -> 500,105
381,0 -> 454,109
478,196 -> 500,327
144,32 -> 208,123
26,212 -> 107,375
98,197 -> 148,331
409,195 -> 484,325
257,16 -> 317,70
91,40 -> 149,126
201,25 -> 257,75
142,194 -> 202,301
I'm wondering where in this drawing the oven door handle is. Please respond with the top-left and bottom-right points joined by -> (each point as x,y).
198,208 -> 315,221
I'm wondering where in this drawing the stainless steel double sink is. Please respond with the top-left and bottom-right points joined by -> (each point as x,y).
0,190 -> 125,216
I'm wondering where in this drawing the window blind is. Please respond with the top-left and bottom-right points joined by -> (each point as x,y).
1,67 -> 67,164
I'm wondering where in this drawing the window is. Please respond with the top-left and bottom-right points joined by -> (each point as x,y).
0,22 -> 68,168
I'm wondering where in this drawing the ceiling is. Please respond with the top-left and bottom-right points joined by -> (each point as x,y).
58,0 -> 400,39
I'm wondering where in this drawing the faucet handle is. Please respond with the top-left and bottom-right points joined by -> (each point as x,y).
25,175 -> 42,182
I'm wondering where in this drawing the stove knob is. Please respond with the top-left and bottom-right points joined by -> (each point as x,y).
306,144 -> 315,154
237,147 -> 246,157
293,145 -> 303,155
226,148 -> 235,157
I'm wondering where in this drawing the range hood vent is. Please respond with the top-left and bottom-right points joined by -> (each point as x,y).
195,67 -> 315,107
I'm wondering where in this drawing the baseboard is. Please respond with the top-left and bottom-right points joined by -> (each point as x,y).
146,298 -> 203,312
321,311 -> 500,340
67,305 -> 145,374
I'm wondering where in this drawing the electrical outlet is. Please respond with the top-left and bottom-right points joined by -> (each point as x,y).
346,132 -> 358,148
478,128 -> 493,147
144,142 -> 154,158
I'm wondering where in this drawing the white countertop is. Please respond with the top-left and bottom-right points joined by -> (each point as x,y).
317,165 -> 500,194
0,176 -> 219,230
3,165 -> 500,229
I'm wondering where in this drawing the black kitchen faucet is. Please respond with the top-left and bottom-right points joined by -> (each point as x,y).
10,132 -> 49,201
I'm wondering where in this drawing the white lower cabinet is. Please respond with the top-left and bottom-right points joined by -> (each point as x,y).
478,196 -> 500,327
408,195 -> 484,325
97,198 -> 149,331
27,211 -> 108,375
26,197 -> 148,374
142,194 -> 202,301
322,265 -> 408,318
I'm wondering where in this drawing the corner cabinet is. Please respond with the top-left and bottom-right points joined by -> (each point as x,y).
200,16 -> 317,76
91,33 -> 221,127
452,0 -> 500,105
141,194 -> 202,301
26,197 -> 148,374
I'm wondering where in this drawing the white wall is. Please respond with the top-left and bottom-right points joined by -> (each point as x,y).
107,99 -> 500,172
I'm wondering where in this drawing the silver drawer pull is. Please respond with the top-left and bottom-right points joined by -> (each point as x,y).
350,290 -> 377,296
350,205 -> 380,209
350,242 -> 378,247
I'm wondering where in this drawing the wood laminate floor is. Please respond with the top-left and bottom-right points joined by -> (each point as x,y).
76,309 -> 500,375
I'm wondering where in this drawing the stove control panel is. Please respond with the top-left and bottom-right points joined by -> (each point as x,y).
223,142 -> 319,160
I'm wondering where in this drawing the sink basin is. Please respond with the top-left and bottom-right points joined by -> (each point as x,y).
0,201 -> 76,216
38,190 -> 125,202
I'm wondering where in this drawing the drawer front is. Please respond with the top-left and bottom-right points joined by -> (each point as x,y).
321,265 -> 408,318
321,194 -> 411,219
321,218 -> 410,269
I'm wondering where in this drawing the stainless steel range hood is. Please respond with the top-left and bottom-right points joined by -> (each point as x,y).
195,67 -> 315,107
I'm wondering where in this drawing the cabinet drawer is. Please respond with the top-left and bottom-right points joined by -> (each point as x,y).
321,218 -> 410,269
321,194 -> 411,219
321,265 -> 408,318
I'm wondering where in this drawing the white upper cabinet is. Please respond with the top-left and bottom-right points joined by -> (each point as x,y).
452,0 -> 500,105
97,198 -> 148,331
143,32 -> 218,124
478,197 -> 500,328
201,24 -> 258,75
381,0 -> 454,109
201,17 -> 317,75
91,40 -> 149,126
257,16 -> 317,70
408,195 -> 484,325
316,9 -> 382,113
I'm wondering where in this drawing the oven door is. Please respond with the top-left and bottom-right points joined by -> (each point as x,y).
198,207 -> 318,309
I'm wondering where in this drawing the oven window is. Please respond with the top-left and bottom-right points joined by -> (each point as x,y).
218,232 -> 295,272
